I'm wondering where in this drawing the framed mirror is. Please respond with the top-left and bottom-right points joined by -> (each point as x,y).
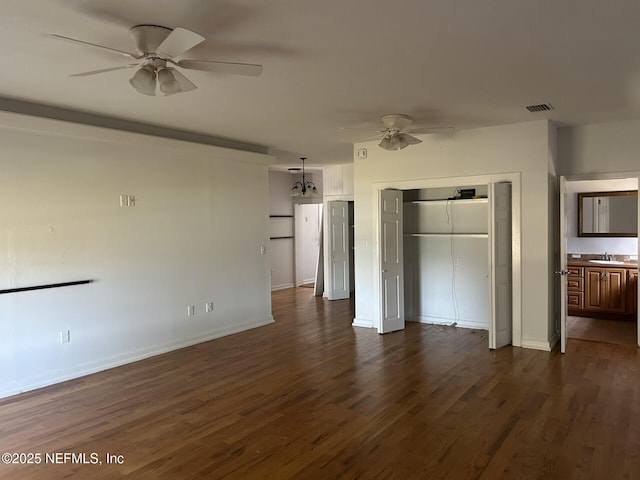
578,190 -> 638,237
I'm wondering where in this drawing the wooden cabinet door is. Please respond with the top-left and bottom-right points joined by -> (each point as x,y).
584,268 -> 604,311
605,268 -> 627,313
585,267 -> 627,313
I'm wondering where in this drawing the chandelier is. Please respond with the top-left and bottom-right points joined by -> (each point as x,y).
290,157 -> 318,197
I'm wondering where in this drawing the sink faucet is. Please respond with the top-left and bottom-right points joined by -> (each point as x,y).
603,252 -> 612,261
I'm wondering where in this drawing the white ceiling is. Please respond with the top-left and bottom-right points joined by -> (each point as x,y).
2,0 -> 640,167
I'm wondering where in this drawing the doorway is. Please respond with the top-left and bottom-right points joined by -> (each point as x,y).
294,203 -> 323,289
559,176 -> 639,350
326,200 -> 354,300
372,173 -> 521,349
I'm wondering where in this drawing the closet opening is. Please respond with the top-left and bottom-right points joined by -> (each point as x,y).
403,185 -> 491,331
376,177 -> 516,349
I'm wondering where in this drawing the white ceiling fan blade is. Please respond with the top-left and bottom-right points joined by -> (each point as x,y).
408,127 -> 455,135
69,64 -> 138,77
156,27 -> 204,58
339,126 -> 385,133
357,132 -> 386,142
402,134 -> 423,145
49,34 -> 141,59
176,59 -> 263,76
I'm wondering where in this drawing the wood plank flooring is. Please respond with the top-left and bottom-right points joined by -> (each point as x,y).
1,287 -> 640,479
567,315 -> 637,346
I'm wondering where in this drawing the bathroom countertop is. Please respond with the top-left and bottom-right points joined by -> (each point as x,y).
568,259 -> 638,268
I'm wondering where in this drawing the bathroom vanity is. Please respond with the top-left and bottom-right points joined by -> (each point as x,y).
567,258 -> 638,316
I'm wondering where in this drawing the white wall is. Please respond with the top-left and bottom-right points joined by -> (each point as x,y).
559,119 -> 640,176
0,112 -> 274,398
565,178 -> 638,255
353,120 -> 555,349
323,164 -> 354,198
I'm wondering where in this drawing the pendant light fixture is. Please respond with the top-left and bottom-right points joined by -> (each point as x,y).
290,157 -> 318,197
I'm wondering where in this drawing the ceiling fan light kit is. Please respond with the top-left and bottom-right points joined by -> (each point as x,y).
380,133 -> 411,151
129,65 -> 156,96
51,24 -> 263,96
377,114 -> 422,150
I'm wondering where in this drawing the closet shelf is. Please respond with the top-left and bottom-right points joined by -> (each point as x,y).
269,215 -> 293,218
405,233 -> 489,238
270,236 -> 294,240
406,198 -> 488,205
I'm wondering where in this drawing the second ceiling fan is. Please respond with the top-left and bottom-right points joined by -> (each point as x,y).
348,114 -> 453,151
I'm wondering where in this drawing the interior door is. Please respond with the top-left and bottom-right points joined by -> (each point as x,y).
327,200 -> 350,300
559,176 -> 568,353
379,189 -> 404,333
489,182 -> 512,349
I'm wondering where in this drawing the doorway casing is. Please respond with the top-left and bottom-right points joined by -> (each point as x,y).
558,172 -> 640,352
370,172 -> 523,347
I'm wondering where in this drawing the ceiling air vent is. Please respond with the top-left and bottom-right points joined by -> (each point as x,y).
525,103 -> 553,113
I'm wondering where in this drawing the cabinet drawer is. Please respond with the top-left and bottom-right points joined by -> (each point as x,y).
568,266 -> 584,277
567,277 -> 583,291
568,292 -> 584,310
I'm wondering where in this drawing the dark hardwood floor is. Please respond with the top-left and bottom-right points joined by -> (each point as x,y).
567,314 -> 637,346
1,287 -> 640,479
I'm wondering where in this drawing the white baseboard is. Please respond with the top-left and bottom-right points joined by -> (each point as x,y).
0,316 -> 275,400
548,332 -> 559,350
408,315 -> 488,331
520,338 -> 553,351
271,283 -> 294,291
352,318 -> 374,328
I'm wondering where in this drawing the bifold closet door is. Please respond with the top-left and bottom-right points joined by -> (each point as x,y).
327,201 -> 350,300
489,182 -> 512,349
379,189 -> 404,334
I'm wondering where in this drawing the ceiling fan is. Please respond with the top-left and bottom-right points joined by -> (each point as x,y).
346,114 -> 453,151
50,24 -> 263,96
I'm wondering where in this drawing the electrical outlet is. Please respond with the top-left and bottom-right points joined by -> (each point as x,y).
119,194 -> 136,207
260,245 -> 267,255
187,305 -> 195,316
205,301 -> 214,313
59,330 -> 70,344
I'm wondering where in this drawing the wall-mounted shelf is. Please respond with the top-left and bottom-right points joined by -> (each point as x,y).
270,215 -> 294,240
404,195 -> 488,237
0,279 -> 93,295
406,198 -> 488,205
405,233 -> 488,238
